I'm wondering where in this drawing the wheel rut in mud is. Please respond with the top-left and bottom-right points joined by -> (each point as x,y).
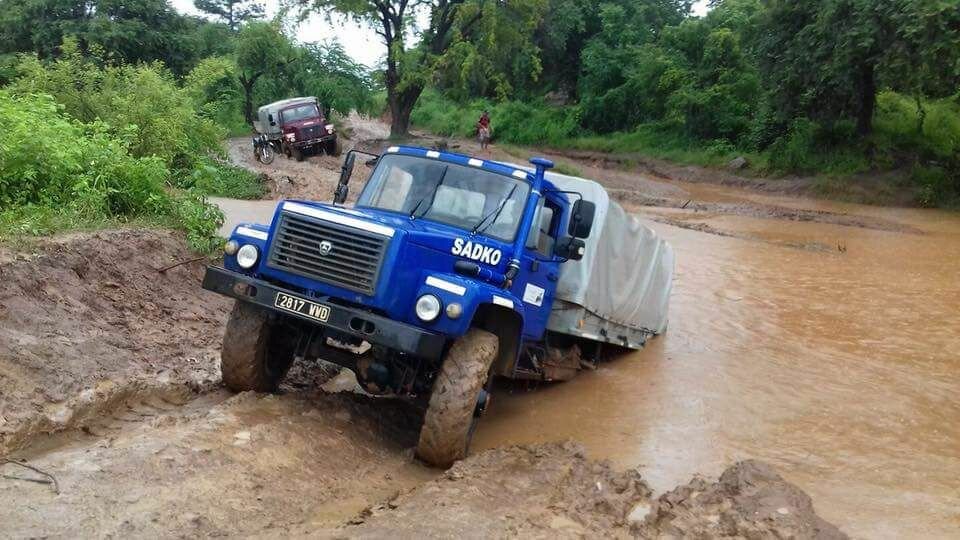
0,191 -> 846,535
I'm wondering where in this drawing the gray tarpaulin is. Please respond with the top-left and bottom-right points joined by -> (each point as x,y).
536,171 -> 674,337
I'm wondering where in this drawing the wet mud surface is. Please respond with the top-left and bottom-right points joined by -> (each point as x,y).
0,229 -> 842,538
3,115 -> 953,537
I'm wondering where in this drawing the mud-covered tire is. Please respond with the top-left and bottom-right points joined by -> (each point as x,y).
292,146 -> 304,162
327,138 -> 342,157
416,328 -> 498,468
220,301 -> 298,392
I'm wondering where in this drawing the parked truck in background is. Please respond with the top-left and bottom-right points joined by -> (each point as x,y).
201,146 -> 674,467
253,97 -> 341,161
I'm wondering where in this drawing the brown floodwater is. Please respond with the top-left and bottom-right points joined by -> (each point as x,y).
213,179 -> 960,538
473,189 -> 960,539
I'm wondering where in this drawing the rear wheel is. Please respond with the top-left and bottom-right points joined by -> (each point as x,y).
416,328 -> 498,468
220,301 -> 298,392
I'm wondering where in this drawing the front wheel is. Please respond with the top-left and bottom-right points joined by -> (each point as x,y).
220,301 -> 298,392
257,145 -> 274,164
416,328 -> 498,468
327,138 -> 342,157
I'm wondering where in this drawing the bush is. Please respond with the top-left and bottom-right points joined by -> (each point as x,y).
411,90 -> 579,146
0,90 -> 224,252
181,159 -> 265,200
11,41 -> 225,173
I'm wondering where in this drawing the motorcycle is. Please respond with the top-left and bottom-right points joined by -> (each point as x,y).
252,134 -> 275,164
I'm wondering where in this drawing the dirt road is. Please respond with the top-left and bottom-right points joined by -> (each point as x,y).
3,115 -> 953,537
213,117 -> 960,537
0,230 -> 841,538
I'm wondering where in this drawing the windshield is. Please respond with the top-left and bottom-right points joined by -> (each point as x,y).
357,154 -> 531,242
281,104 -> 320,123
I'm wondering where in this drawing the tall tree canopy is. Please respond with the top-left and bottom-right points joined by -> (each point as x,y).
0,0 -> 213,75
235,21 -> 295,123
301,0 -> 546,135
194,0 -> 266,31
756,0 -> 960,138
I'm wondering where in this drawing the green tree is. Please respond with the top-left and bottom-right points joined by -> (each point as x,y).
0,0 -> 222,75
287,41 -> 378,115
194,0 -> 265,31
234,21 -> 295,124
301,0 -> 546,136
756,0 -> 960,139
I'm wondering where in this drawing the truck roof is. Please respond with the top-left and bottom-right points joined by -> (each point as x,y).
257,96 -> 318,114
385,146 -> 535,184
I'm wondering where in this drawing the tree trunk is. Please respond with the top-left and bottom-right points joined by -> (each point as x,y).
388,85 -> 424,137
240,76 -> 257,126
855,63 -> 876,136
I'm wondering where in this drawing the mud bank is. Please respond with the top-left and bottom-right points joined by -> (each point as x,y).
0,229 -> 229,455
331,443 -> 846,539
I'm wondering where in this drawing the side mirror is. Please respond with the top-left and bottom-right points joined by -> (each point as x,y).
554,236 -> 585,261
334,152 -> 357,204
268,113 -> 276,127
568,200 -> 595,238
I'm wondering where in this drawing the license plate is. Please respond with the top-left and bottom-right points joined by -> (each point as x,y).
274,292 -> 330,322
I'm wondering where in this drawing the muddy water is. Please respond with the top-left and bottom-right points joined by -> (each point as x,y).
214,178 -> 960,538
474,196 -> 960,539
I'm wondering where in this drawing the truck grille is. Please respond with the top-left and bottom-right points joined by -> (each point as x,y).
301,124 -> 325,140
267,212 -> 389,295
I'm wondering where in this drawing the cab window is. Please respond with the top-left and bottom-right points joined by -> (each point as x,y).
527,199 -> 560,257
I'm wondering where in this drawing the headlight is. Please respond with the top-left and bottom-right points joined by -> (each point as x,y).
224,240 -> 239,255
415,294 -> 442,322
236,244 -> 259,269
285,132 -> 296,141
445,302 -> 463,319
325,123 -> 335,133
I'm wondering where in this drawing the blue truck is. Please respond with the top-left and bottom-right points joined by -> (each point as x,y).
202,145 -> 674,467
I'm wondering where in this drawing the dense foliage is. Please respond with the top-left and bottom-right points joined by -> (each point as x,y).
0,91 -> 225,251
300,0 -> 546,135
1,0 -> 959,215
0,0 -> 379,246
415,0 -> 960,206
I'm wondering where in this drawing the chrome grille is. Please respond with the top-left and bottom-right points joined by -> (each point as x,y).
267,212 -> 389,294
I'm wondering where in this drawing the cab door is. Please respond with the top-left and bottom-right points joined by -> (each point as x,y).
511,195 -> 563,340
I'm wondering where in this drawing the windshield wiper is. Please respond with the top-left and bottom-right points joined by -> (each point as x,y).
409,165 -> 449,219
472,184 -> 518,235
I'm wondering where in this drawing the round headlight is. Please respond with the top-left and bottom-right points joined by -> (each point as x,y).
445,302 -> 463,319
236,244 -> 259,269
224,240 -> 239,255
415,294 -> 442,322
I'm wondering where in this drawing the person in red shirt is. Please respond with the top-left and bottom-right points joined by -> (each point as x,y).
476,111 -> 491,150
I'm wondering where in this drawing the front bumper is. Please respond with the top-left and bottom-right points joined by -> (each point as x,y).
202,266 -> 445,359
291,134 -> 335,148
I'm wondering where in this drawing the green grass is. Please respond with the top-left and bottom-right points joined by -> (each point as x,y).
410,89 -> 960,207
180,159 -> 266,200
551,162 -> 584,177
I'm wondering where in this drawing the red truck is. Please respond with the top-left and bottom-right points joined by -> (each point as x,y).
254,97 -> 341,161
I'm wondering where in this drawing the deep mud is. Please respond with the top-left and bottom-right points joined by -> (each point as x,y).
0,229 -> 228,456
0,228 -> 844,537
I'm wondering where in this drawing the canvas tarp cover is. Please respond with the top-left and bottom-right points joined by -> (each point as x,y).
543,172 -> 674,334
